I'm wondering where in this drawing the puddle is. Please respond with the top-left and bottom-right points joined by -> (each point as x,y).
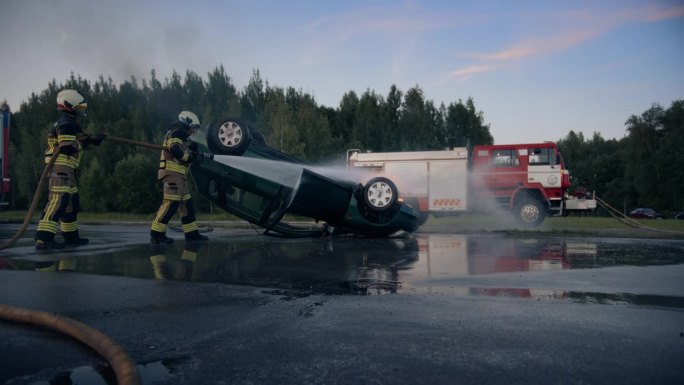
28,359 -> 173,385
568,292 -> 684,308
2,234 -> 683,298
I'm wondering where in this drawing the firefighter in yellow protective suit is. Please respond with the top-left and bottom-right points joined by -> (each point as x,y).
35,89 -> 105,250
149,243 -> 201,280
150,111 -> 210,244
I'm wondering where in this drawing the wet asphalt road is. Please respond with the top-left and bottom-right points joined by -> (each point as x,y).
1,223 -> 683,385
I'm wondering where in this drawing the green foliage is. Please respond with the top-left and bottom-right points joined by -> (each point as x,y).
335,91 -> 358,141
398,87 -> 430,150
624,101 -> 684,211
353,90 -> 383,150
444,97 -> 493,149
110,154 -> 160,213
9,64 -> 677,216
295,100 -> 333,162
558,100 -> 684,214
79,156 -> 111,212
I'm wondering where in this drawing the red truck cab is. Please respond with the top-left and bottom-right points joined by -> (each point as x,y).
471,142 -> 569,225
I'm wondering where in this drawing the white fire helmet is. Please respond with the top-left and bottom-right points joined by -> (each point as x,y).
178,111 -> 201,128
56,89 -> 87,113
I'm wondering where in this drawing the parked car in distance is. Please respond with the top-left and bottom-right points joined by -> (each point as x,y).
675,211 -> 684,220
628,208 -> 665,220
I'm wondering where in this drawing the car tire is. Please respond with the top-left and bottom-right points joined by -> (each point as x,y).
207,118 -> 251,155
514,197 -> 546,227
363,177 -> 398,213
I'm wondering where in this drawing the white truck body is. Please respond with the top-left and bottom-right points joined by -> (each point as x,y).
349,148 -> 469,213
347,143 -> 597,226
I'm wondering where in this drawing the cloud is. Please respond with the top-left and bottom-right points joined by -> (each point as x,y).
303,5 -> 458,42
449,64 -> 498,80
295,4 -> 472,67
469,27 -> 601,62
629,3 -> 684,22
449,2 -> 684,81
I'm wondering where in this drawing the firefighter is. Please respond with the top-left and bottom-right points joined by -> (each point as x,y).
35,89 -> 105,250
149,243 -> 200,280
150,111 -> 210,244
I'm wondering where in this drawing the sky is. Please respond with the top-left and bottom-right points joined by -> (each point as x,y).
1,0 -> 683,145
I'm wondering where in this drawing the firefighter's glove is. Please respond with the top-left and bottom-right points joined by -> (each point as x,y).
88,133 -> 107,146
191,152 -> 214,162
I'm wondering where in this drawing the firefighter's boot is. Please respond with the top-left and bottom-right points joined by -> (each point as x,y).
63,230 -> 89,247
36,220 -> 64,250
150,230 -> 174,245
35,239 -> 65,250
184,230 -> 208,242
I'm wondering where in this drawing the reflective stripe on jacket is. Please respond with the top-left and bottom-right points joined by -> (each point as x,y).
44,113 -> 84,170
158,127 -> 192,179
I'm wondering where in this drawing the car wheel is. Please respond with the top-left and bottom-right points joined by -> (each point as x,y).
363,177 -> 398,212
514,197 -> 546,227
207,118 -> 251,155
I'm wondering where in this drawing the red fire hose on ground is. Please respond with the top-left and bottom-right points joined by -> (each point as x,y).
0,135 -> 162,384
0,147 -> 142,383
0,150 -> 59,250
0,304 -> 141,385
0,134 -> 217,383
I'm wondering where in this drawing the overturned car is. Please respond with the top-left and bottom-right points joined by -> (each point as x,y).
188,118 -> 419,237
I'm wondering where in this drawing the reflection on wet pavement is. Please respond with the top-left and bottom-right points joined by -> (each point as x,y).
3,234 -> 683,300
29,358 -> 175,385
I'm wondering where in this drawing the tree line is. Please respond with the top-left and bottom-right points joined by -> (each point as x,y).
3,66 -> 682,216
558,100 -> 684,215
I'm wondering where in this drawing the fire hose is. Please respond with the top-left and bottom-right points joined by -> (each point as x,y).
0,135 -> 161,384
0,135 -> 164,251
0,134 -> 216,383
595,196 -> 684,235
0,304 -> 141,385
104,134 -> 165,150
0,134 -> 213,251
0,150 -> 60,250
105,135 -> 215,234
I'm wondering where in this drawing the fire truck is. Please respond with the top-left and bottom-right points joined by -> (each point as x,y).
347,142 -> 596,227
0,106 -> 10,208
413,234 -> 597,298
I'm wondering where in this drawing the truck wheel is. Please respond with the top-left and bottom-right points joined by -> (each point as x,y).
363,177 -> 398,212
207,118 -> 251,155
514,198 -> 546,227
